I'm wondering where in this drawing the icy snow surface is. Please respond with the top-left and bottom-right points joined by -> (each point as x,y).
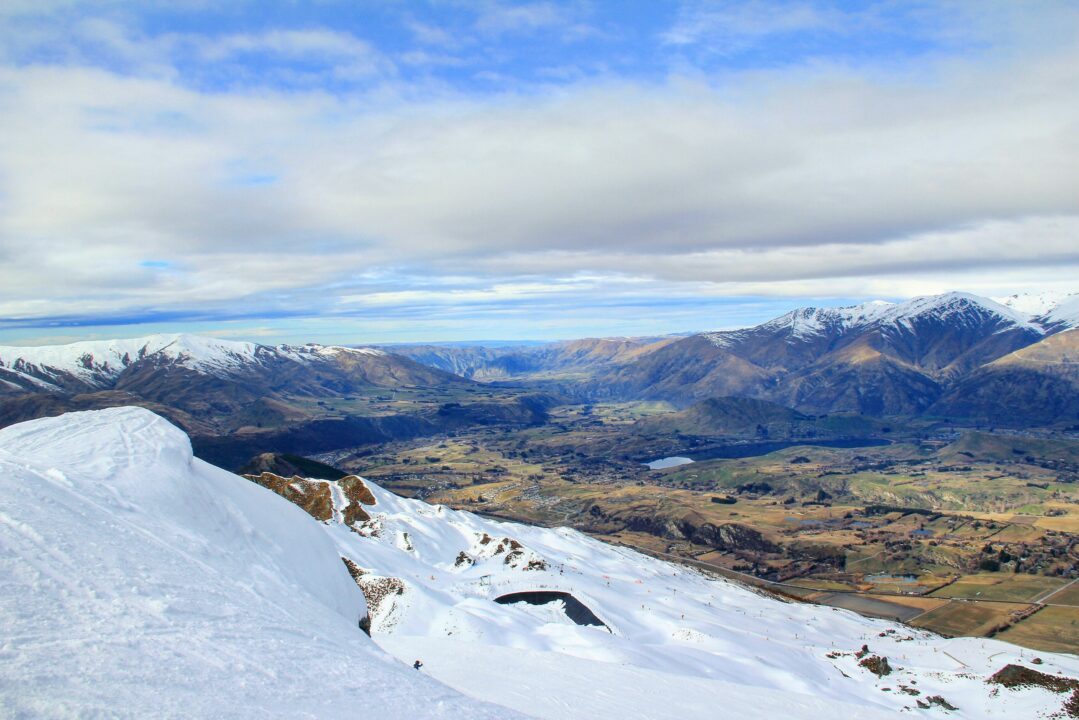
994,291 -> 1071,317
1044,294 -> 1079,330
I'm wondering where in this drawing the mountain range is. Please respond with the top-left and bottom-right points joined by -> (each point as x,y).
1,291 -> 1076,471
0,333 -> 493,467
393,291 -> 1079,424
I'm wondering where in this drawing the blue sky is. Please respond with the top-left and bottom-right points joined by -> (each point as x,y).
1,1 -> 1078,346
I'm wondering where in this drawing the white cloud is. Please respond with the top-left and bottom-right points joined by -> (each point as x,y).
190,29 -> 390,76
473,2 -> 572,36
663,1 -> 837,48
0,4 -> 1077,338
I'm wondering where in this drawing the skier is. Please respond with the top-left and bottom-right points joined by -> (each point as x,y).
413,659 -> 424,670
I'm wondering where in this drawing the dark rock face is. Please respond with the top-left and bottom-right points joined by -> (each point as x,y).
585,503 -> 781,554
988,664 -> 1079,693
931,329 -> 1079,425
772,352 -> 943,416
598,335 -> 771,405
932,368 -> 1079,425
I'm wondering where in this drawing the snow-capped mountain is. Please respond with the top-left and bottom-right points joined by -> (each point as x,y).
706,292 -> 1043,349
0,333 -> 396,393
0,334 -> 472,468
595,291 -> 1077,417
0,407 -> 513,719
0,333 -> 263,391
4,407 -> 1076,718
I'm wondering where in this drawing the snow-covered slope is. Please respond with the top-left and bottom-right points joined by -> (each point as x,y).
994,291 -> 1076,318
1044,294 -> 1079,331
317,468 -> 1079,718
0,334 -> 396,388
0,333 -> 265,388
4,407 -> 1078,718
0,408 -> 516,719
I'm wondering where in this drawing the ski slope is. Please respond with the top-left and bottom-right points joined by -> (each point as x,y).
322,461 -> 1079,718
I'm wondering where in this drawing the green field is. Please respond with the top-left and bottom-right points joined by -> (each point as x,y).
1041,582 -> 1079,607
930,574 -> 1070,603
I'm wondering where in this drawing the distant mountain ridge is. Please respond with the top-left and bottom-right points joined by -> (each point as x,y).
395,291 -> 1079,425
387,336 -> 677,381
0,333 -> 482,467
0,333 -> 400,394
602,292 -> 1078,421
1,290 -> 1076,446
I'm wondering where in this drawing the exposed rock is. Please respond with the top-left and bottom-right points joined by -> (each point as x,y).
680,518 -> 781,554
988,664 -> 1079,693
243,471 -> 333,521
859,655 -> 892,677
917,695 -> 957,711
340,475 -> 377,524
341,556 -> 366,581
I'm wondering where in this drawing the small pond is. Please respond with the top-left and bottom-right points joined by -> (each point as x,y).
866,573 -> 918,584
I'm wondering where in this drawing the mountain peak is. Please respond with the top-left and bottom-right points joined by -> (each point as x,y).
875,291 -> 1043,332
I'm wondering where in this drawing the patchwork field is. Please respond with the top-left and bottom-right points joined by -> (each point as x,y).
911,601 -> 1032,638
1042,582 -> 1079,606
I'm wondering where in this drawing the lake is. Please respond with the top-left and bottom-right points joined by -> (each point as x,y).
685,437 -> 891,462
644,456 -> 695,470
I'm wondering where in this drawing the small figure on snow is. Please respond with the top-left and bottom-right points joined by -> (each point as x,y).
413,660 -> 424,670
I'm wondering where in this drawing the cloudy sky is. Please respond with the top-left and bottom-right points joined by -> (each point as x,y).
1,1 -> 1077,346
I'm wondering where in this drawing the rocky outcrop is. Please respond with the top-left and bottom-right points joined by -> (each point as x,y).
243,471 -> 334,521
679,519 -> 782,554
340,475 -> 377,524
